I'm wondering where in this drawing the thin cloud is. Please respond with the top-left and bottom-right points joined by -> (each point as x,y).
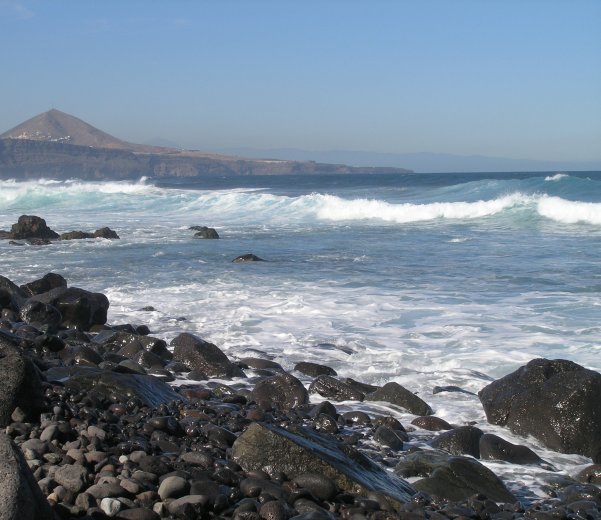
0,0 -> 35,19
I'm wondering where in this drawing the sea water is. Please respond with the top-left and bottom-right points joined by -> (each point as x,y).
1,171 -> 600,500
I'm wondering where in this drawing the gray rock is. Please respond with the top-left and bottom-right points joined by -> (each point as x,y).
232,422 -> 415,509
395,449 -> 515,503
366,381 -> 433,416
0,431 -> 54,520
9,215 -> 59,240
53,463 -> 89,493
192,226 -> 219,239
293,473 -> 338,501
374,425 -> 405,450
171,332 -> 244,378
94,227 -> 119,239
478,358 -> 601,461
167,495 -> 209,516
100,497 -> 122,516
59,231 -> 94,240
115,508 -> 160,520
158,475 -> 190,500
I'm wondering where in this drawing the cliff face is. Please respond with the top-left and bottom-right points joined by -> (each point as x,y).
0,139 -> 412,179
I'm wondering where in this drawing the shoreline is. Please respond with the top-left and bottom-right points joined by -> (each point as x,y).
1,272 -> 600,519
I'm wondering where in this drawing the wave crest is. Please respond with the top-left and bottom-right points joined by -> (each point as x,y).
537,196 -> 601,225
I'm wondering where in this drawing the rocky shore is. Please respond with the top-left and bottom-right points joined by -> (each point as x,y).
1,271 -> 600,520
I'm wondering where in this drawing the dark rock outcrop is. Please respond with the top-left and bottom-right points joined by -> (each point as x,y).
0,431 -> 55,520
366,381 -> 433,416
29,286 -> 109,330
395,450 -> 515,503
94,227 -> 119,239
232,253 -> 265,263
9,215 -> 59,240
478,358 -> 601,460
191,226 -> 219,239
171,332 -> 244,378
19,272 -> 67,297
294,361 -> 337,377
59,231 -> 94,240
232,422 -> 415,508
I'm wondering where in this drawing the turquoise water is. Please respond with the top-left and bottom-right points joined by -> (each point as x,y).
1,171 -> 600,494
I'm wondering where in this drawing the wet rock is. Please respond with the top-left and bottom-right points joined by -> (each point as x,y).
342,411 -> 371,425
294,362 -> 337,377
240,357 -> 284,371
411,416 -> 453,431
250,373 -> 309,411
20,272 -> 67,297
575,464 -> 601,484
308,375 -> 364,402
45,366 -> 183,407
233,253 -> 265,263
293,473 -> 338,501
374,426 -> 405,450
430,425 -> 484,458
192,226 -> 219,239
9,215 -> 59,240
94,227 -> 120,239
31,286 -> 109,330
60,231 -> 94,240
232,422 -> 415,509
479,433 -> 548,466
432,385 -> 476,395
19,299 -> 62,331
0,341 -> 46,426
478,358 -> 601,460
366,382 -> 433,416
395,449 -> 515,503
171,332 -> 245,378
158,475 -> 190,500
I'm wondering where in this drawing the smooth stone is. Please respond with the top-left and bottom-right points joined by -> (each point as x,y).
53,463 -> 89,493
100,497 -> 122,516
430,425 -> 484,458
366,382 -> 433,416
158,475 -> 190,500
293,473 -> 338,501
411,416 -> 453,431
294,362 -> 337,377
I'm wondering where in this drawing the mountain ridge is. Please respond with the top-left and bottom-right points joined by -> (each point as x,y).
0,109 -> 412,179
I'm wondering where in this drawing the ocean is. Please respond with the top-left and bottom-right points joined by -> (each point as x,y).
1,171 -> 600,500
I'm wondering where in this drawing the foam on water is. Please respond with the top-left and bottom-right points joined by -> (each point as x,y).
1,172 -> 601,500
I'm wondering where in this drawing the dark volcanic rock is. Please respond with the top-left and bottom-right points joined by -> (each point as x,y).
59,230 -> 94,240
232,253 -> 265,263
19,272 -> 67,297
232,422 -> 415,508
171,332 -> 244,378
430,425 -> 484,458
479,433 -> 548,466
0,431 -> 54,520
294,361 -> 337,377
9,214 -> 59,240
45,366 -> 183,407
94,227 -> 120,239
395,449 -> 515,503
0,340 -> 46,427
192,226 -> 219,239
366,382 -> 433,416
478,358 -> 601,460
250,372 -> 309,411
308,375 -> 364,402
0,275 -> 26,310
30,286 -> 109,330
411,416 -> 453,431
19,299 -> 62,331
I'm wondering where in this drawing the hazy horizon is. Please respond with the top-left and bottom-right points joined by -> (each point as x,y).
1,0 -> 600,171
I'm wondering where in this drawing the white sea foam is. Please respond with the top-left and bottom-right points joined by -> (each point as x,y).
537,195 -> 601,225
544,173 -> 568,181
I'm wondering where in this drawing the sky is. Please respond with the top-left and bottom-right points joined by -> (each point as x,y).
1,0 -> 600,166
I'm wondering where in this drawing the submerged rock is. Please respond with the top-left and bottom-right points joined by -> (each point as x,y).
232,253 -> 265,263
191,226 -> 219,239
479,433 -> 550,467
232,422 -> 415,508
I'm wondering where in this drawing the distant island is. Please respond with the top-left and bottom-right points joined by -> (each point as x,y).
0,109 -> 412,180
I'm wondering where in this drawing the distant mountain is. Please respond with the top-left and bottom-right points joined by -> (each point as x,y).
0,110 -> 412,180
218,147 -> 601,174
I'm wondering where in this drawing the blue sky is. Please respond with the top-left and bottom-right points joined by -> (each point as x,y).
1,0 -> 600,164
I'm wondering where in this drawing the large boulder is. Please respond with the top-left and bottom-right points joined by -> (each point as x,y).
20,273 -> 67,297
0,431 -> 54,520
9,215 -> 59,240
479,433 -> 548,467
395,449 -> 515,503
0,340 -> 46,427
308,375 -> 364,402
478,358 -> 601,461
232,422 -> 415,509
0,275 -> 26,311
366,382 -> 433,416
430,425 -> 484,458
171,333 -> 244,378
29,286 -> 109,330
